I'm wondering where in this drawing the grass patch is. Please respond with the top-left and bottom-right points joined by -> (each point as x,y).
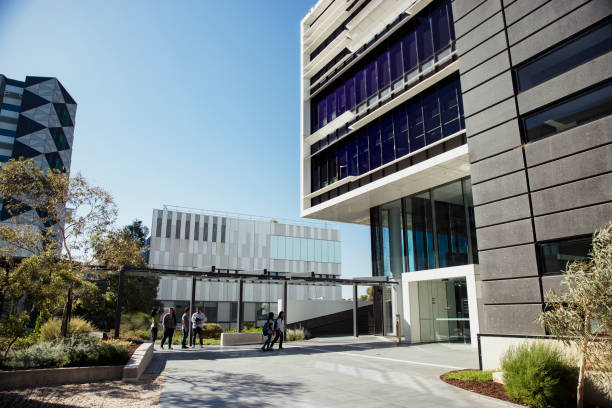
442,369 -> 494,382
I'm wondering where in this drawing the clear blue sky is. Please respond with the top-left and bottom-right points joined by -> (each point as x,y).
0,0 -> 372,293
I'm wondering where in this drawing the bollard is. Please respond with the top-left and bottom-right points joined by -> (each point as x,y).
395,314 -> 401,345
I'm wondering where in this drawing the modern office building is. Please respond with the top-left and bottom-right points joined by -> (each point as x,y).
0,75 -> 77,237
299,0 -> 612,359
149,207 -> 342,329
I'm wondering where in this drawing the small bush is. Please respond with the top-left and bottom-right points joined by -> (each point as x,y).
225,327 -> 261,333
4,341 -> 70,369
501,342 -> 577,408
122,329 -> 150,340
286,328 -> 310,342
121,312 -> 151,332
201,324 -> 223,339
442,369 -> 493,382
39,317 -> 94,341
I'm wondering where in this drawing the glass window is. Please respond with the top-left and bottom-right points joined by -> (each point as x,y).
322,240 -> 329,262
317,99 -> 327,129
522,82 -> 612,142
408,103 -> 425,151
417,16 -> 434,63
315,239 -> 322,262
347,139 -> 358,176
308,238 -> 315,262
270,235 -> 278,259
277,236 -> 286,259
368,123 -> 382,170
357,133 -> 369,175
432,1 -> 451,52
381,116 -> 395,164
390,41 -> 404,81
335,241 -> 341,263
337,146 -> 348,179
463,178 -> 478,263
336,84 -> 346,115
345,77 -> 356,110
366,60 -> 378,97
433,181 -> 469,268
393,108 -> 410,158
516,20 -> 612,92
404,191 -> 435,271
378,51 -> 391,89
204,302 -> 217,323
355,69 -> 367,104
379,199 -> 405,277
402,31 -> 418,72
218,302 -> 230,322
327,92 -> 336,123
539,236 -> 591,275
439,80 -> 460,136
301,238 -> 308,261
286,236 -> 293,260
244,302 -> 256,322
423,90 -> 442,144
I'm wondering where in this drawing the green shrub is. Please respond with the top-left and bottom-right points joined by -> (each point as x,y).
286,328 -> 310,341
501,342 -> 578,408
201,323 -> 223,339
39,317 -> 94,341
225,327 -> 261,333
122,329 -> 150,340
120,312 -> 151,332
4,341 -> 70,368
442,370 -> 493,382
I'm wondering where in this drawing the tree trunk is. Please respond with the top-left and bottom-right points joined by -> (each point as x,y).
577,350 -> 586,408
60,285 -> 73,337
2,336 -> 18,362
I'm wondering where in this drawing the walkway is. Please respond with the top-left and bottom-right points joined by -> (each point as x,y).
147,336 -> 518,408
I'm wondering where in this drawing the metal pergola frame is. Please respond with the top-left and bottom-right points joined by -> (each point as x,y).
110,266 -> 397,343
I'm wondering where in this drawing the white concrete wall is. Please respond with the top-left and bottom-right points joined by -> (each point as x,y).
279,299 -> 372,325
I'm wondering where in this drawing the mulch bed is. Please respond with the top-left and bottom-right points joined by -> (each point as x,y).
440,370 -> 524,406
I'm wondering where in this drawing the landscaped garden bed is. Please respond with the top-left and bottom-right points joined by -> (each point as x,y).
440,369 -> 520,405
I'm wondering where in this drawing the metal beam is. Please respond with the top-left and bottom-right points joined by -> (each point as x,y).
283,279 -> 288,340
353,283 -> 358,338
113,269 -> 125,339
237,279 -> 244,333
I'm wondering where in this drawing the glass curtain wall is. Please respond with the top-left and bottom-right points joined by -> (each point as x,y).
371,177 -> 478,277
417,278 -> 470,343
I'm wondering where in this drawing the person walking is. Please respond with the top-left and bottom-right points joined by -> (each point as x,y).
181,307 -> 190,349
150,308 -> 159,342
191,306 -> 207,347
160,307 -> 177,349
270,311 -> 285,350
261,312 -> 275,351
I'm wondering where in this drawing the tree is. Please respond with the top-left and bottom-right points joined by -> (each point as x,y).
124,219 -> 149,247
0,158 -> 117,337
359,286 -> 374,301
537,222 -> 612,408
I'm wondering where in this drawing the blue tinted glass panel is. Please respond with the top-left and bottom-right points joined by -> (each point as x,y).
336,84 -> 346,115
404,192 -> 434,271
423,91 -> 441,144
315,239 -> 322,262
347,140 -> 358,176
433,181 -> 468,268
337,146 -> 348,179
381,116 -> 395,164
345,78 -> 356,110
417,17 -> 434,62
357,133 -> 369,175
277,236 -> 286,259
393,108 -> 409,158
378,51 -> 391,88
408,103 -> 425,151
0,129 -> 16,138
390,41 -> 403,81
270,235 -> 278,259
432,2 -> 451,52
517,21 -> 612,92
326,93 -> 336,123
523,82 -> 612,142
308,239 -> 315,261
403,31 -> 418,71
539,236 -> 591,275
368,124 -> 381,170
317,99 -> 327,129
1,104 -> 21,112
366,60 -> 378,97
355,69 -> 367,104
439,81 -> 460,136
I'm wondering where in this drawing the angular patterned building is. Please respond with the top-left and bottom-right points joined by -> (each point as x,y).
0,74 -> 76,226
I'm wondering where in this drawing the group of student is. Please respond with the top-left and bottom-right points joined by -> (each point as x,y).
150,307 -> 287,351
150,306 -> 208,349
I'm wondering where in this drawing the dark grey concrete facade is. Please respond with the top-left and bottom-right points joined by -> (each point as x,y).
452,0 -> 612,335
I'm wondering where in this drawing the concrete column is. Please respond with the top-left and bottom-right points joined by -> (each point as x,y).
237,279 -> 244,333
389,207 -> 403,276
283,280 -> 288,339
113,270 -> 125,339
189,276 -> 196,346
353,284 -> 358,338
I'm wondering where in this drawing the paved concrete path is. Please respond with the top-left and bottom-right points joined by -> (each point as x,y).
147,336 -> 518,408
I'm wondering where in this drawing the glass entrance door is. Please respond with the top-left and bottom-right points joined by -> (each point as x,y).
417,278 -> 470,343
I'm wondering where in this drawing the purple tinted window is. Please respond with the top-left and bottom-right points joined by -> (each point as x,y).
326,92 -> 336,123
423,91 -> 440,132
336,146 -> 348,179
345,78 -> 356,110
347,140 -> 358,176
403,31 -> 418,71
393,108 -> 409,158
432,3 -> 451,52
380,116 -> 395,164
357,133 -> 369,175
417,17 -> 434,62
368,123 -> 381,170
390,41 -> 403,80
378,51 -> 391,88
366,60 -> 378,97
408,103 -> 424,151
355,69 -> 367,104
336,84 -> 346,116
318,99 -> 327,129
311,158 -> 320,191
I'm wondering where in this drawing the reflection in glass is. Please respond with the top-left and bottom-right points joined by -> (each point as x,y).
418,278 -> 470,343
379,200 -> 405,277
405,192 -> 435,271
539,236 -> 591,275
433,181 -> 468,268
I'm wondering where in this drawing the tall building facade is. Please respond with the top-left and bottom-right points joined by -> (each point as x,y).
0,75 -> 76,227
149,207 -> 343,329
300,0 -> 612,356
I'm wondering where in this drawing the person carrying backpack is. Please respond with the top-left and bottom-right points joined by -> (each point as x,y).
261,312 -> 275,351
269,311 -> 284,350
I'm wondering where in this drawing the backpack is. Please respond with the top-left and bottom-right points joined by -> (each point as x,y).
262,322 -> 269,336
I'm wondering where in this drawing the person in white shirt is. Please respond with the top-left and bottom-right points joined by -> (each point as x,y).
181,307 -> 190,349
269,311 -> 285,350
191,307 -> 207,347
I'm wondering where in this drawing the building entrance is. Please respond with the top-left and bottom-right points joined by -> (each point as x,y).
417,278 -> 470,343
